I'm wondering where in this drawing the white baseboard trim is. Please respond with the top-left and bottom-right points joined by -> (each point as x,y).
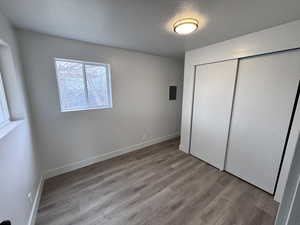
28,177 -> 44,225
179,144 -> 188,153
44,133 -> 179,179
179,144 -> 183,151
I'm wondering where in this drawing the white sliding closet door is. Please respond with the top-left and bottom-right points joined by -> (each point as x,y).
190,60 -> 238,170
226,50 -> 300,194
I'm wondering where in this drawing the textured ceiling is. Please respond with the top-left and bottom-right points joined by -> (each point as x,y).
1,0 -> 300,58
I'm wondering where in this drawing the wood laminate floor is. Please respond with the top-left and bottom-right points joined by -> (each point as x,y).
36,138 -> 279,225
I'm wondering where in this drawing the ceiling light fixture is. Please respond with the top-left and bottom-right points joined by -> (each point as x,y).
173,18 -> 199,35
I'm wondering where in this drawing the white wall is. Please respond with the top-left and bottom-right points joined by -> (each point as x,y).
275,132 -> 300,225
16,30 -> 183,177
0,11 -> 41,225
180,19 -> 300,202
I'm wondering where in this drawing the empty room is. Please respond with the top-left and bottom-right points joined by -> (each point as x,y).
1,0 -> 300,225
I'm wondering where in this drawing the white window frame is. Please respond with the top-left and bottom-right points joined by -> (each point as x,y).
0,71 -> 10,128
54,58 -> 113,112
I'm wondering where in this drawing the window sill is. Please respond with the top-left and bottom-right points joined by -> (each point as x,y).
0,120 -> 24,140
61,105 -> 113,112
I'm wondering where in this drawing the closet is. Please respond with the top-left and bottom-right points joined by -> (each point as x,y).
190,49 -> 300,194
190,60 -> 238,170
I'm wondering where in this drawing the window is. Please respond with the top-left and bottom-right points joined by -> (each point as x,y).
0,72 -> 10,128
55,58 -> 112,112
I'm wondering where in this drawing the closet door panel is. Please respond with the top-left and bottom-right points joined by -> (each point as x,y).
226,50 -> 300,193
190,60 -> 238,170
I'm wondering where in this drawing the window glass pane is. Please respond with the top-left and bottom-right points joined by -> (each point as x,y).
85,64 -> 109,107
0,103 -> 5,125
56,61 -> 87,111
0,73 -> 9,127
55,59 -> 112,112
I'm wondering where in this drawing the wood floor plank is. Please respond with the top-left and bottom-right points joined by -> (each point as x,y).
36,138 -> 278,225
